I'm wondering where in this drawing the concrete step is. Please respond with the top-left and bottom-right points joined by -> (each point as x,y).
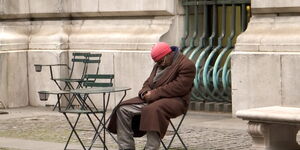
189,101 -> 232,113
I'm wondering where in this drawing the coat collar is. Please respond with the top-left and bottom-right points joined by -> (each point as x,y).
149,52 -> 185,88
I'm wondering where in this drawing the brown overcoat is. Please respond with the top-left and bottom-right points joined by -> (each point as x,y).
107,52 -> 196,138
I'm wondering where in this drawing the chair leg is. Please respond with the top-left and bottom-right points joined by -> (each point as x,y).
52,80 -> 74,111
63,113 -> 86,150
66,94 -> 79,109
160,138 -> 168,150
161,113 -> 188,150
65,82 -> 81,109
52,94 -> 74,111
85,94 -> 99,110
167,121 -> 188,150
86,114 -> 108,150
53,93 -> 75,111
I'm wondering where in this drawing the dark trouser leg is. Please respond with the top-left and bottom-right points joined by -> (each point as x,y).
145,131 -> 160,150
116,103 -> 146,150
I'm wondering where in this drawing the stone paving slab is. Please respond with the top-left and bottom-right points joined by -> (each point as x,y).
0,106 -> 253,150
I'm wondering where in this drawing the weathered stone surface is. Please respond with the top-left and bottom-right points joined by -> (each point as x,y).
0,107 -> 252,150
237,106 -> 300,122
0,0 -> 177,18
252,0 -> 300,14
69,18 -> 172,50
232,51 -> 300,115
113,50 -> 153,107
69,0 -> 100,17
215,103 -> 224,112
0,0 -> 30,19
237,106 -> 300,150
160,15 -> 184,46
204,102 -> 215,112
195,101 -> 205,111
0,51 -> 28,108
99,0 -> 174,16
233,2 -> 300,115
0,21 -> 29,51
231,52 -> 282,115
28,0 -> 69,18
281,54 -> 300,108
236,15 -> 300,52
223,103 -> 232,113
29,21 -> 70,50
0,0 -> 182,109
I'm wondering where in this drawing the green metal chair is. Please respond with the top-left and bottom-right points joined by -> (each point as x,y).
50,52 -> 90,90
51,53 -> 102,110
60,73 -> 115,150
35,52 -> 90,110
65,73 -> 114,110
54,53 -> 102,89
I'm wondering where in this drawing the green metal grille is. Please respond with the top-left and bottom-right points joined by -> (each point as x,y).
181,0 -> 251,103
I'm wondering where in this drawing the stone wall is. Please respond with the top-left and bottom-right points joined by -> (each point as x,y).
0,0 -> 184,108
232,0 -> 300,115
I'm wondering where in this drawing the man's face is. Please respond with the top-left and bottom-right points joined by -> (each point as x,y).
156,53 -> 172,68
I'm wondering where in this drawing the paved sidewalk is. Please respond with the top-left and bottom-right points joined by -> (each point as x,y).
0,137 -> 82,150
0,107 -> 251,150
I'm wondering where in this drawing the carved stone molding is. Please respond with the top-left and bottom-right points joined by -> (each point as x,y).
0,21 -> 29,51
29,20 -> 70,50
247,121 -> 266,137
0,0 -> 175,19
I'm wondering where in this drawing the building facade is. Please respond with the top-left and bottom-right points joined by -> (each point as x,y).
0,0 -> 184,109
1,0 -> 299,115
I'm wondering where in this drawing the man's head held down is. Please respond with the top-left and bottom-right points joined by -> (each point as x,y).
151,42 -> 174,68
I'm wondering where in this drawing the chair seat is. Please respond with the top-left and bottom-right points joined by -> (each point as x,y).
53,78 -> 83,82
60,109 -> 104,114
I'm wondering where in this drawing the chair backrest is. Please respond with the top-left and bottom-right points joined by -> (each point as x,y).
69,52 -> 102,80
83,74 -> 114,87
69,52 -> 90,79
84,53 -> 102,79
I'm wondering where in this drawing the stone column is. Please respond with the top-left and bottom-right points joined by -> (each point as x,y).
232,0 -> 300,114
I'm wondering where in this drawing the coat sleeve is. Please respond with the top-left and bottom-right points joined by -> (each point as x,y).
151,60 -> 196,99
138,76 -> 152,99
138,66 -> 157,98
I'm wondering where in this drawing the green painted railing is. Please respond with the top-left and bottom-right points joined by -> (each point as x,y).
181,0 -> 251,103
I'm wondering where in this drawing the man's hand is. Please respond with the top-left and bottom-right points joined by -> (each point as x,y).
143,90 -> 159,103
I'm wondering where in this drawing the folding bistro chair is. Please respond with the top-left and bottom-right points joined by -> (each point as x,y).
62,53 -> 102,110
55,53 -> 102,90
61,73 -> 115,150
51,52 -> 90,91
52,53 -> 102,110
161,112 -> 188,150
82,74 -> 119,147
35,52 -> 90,110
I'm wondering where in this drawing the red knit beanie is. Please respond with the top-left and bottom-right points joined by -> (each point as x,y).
151,42 -> 172,62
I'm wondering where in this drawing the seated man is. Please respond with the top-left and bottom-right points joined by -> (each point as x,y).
108,42 -> 196,150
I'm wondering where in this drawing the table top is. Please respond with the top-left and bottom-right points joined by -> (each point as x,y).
39,90 -> 71,94
70,87 -> 131,94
